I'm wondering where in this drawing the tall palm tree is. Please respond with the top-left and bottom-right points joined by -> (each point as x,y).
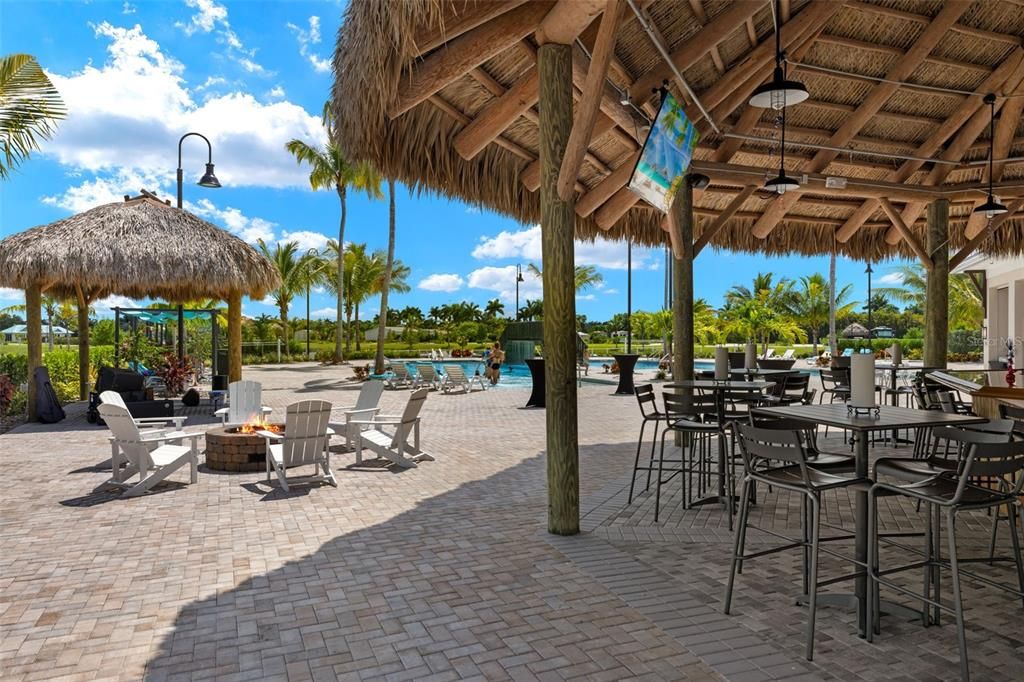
520,299 -> 543,321
526,263 -> 604,292
256,240 -> 317,352
285,101 -> 382,362
484,298 -> 505,319
0,54 -> 65,179
875,264 -> 982,330
790,273 -> 856,355
722,273 -> 805,355
828,251 -> 838,355
374,179 -> 397,374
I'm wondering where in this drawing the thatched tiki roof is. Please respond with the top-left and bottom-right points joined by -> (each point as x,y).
333,0 -> 1024,263
0,193 -> 279,301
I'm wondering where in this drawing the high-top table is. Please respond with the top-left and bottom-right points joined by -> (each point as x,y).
751,403 -> 986,637
612,353 -> 639,395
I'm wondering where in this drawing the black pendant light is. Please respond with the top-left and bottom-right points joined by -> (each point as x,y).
765,100 -> 800,193
974,93 -> 1007,218
749,0 -> 809,109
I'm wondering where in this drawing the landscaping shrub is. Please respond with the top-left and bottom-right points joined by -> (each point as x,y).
0,354 -> 29,385
0,374 -> 14,415
948,330 -> 983,355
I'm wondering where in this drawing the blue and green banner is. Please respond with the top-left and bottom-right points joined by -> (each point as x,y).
628,92 -> 700,213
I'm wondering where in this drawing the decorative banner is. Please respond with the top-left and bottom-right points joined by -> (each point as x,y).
628,92 -> 701,213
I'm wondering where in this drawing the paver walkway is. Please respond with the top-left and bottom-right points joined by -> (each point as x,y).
0,363 -> 1019,681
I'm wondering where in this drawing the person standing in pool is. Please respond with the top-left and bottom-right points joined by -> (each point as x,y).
488,341 -> 505,385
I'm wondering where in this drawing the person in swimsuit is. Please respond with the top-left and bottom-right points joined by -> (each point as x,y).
489,341 -> 505,385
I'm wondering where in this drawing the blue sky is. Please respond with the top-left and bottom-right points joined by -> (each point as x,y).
0,0 -> 907,321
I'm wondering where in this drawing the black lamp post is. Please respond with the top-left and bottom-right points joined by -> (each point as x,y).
515,263 -> 525,321
865,262 -> 874,338
174,132 -> 220,362
626,236 -> 632,354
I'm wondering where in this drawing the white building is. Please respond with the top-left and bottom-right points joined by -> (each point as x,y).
953,253 -> 1024,365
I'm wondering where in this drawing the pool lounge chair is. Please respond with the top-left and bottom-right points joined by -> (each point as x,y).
328,380 -> 385,452
761,348 -> 776,359
351,388 -> 433,468
780,348 -> 795,360
215,380 -> 273,426
259,400 -> 336,492
414,363 -> 443,390
386,363 -> 413,389
442,364 -> 486,393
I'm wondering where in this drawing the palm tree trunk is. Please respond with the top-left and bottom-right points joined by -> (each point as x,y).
345,303 -> 353,353
46,302 -> 55,352
280,303 -> 289,356
828,251 -> 838,356
334,185 -> 347,363
355,303 -> 361,351
375,180 -> 397,374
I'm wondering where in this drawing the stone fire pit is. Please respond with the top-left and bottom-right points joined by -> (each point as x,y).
204,424 -> 283,472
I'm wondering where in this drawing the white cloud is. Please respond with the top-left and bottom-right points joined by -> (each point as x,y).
467,266 -> 542,303
41,23 -> 325,195
176,0 -> 227,35
0,288 -> 25,303
310,307 -> 337,320
287,16 -> 331,74
175,0 -> 269,76
418,273 -> 464,293
258,295 -> 275,306
94,295 -> 137,311
122,2 -> 137,14
280,229 -> 329,252
43,168 -> 170,212
267,85 -> 285,99
878,272 -> 904,285
465,206 -> 481,214
189,198 -> 277,244
471,224 -> 657,270
195,75 -> 227,92
576,294 -> 596,301
603,288 -> 619,295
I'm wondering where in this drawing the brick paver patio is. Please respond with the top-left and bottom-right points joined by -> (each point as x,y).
1,363 -> 1020,681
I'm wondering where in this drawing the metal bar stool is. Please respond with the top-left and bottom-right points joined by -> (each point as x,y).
628,384 -> 667,504
652,391 -> 719,523
867,438 -> 1024,681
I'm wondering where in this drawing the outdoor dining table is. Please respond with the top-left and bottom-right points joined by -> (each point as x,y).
750,403 -> 987,637
664,379 -> 774,509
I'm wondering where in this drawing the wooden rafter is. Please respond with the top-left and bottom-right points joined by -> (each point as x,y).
390,2 -> 554,118
575,151 -> 639,217
558,0 -> 623,201
950,197 -> 1024,270
845,0 -> 1023,47
693,185 -> 757,255
836,47 -> 1024,242
687,0 -> 725,73
535,0 -> 605,45
750,1 -> 971,239
455,67 -> 540,160
877,198 -> 932,269
413,1 -> 530,55
815,34 -> 992,75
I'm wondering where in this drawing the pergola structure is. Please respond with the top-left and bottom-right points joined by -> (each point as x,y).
334,0 -> 1024,534
0,192 -> 279,420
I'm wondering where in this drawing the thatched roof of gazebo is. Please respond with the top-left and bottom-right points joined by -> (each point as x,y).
333,0 -> 1024,263
0,193 -> 280,301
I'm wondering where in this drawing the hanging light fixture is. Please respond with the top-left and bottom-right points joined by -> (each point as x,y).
749,0 -> 809,109
974,93 -> 1008,219
764,104 -> 800,194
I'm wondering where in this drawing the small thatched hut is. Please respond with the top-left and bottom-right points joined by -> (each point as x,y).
0,192 -> 279,417
842,322 -> 870,339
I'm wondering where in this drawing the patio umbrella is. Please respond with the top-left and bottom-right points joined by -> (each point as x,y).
0,191 -> 279,414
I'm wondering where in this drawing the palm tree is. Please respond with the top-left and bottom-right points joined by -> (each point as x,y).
875,264 -> 982,330
790,273 -> 856,355
722,273 -> 805,355
526,263 -> 604,292
484,298 -> 505,319
520,299 -> 543,321
0,54 -> 66,179
256,240 -> 317,352
285,101 -> 382,362
828,251 -> 838,356
374,179 -> 397,374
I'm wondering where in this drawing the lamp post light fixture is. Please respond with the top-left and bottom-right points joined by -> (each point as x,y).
176,132 -> 220,209
865,262 -> 874,337
515,263 -> 525,321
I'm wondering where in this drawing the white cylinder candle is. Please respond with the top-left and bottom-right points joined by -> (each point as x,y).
715,346 -> 729,381
851,353 -> 876,408
890,343 -> 902,366
745,341 -> 757,370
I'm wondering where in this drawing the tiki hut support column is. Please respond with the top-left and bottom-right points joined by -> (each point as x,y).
539,42 -> 579,536
669,178 -> 695,385
228,290 -> 243,382
25,282 -> 42,422
924,199 -> 950,368
75,285 -> 90,400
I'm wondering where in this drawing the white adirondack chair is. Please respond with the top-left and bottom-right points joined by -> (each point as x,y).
328,380 -> 385,455
352,388 -> 433,468
97,403 -> 199,497
386,363 -> 413,389
215,380 -> 273,425
259,400 -> 336,492
441,364 -> 486,393
414,363 -> 442,390
100,390 -> 187,430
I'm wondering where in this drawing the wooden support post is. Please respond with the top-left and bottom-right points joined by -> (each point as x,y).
924,200 -> 949,368
669,179 -> 694,385
75,285 -> 90,401
539,42 -> 579,536
25,282 -> 42,422
228,290 -> 243,382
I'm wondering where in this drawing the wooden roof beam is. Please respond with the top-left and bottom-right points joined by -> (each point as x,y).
750,1 -> 971,239
687,0 -> 725,73
628,0 -> 767,103
389,2 -> 555,118
878,198 -> 932,269
535,0 -> 605,45
950,198 -> 1024,270
845,1 -> 1022,47
577,14 -> 633,84
836,47 -> 1024,242
456,67 -> 540,160
559,0 -> 624,201
413,1 -> 531,55
816,34 -> 992,75
693,185 -> 757,255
